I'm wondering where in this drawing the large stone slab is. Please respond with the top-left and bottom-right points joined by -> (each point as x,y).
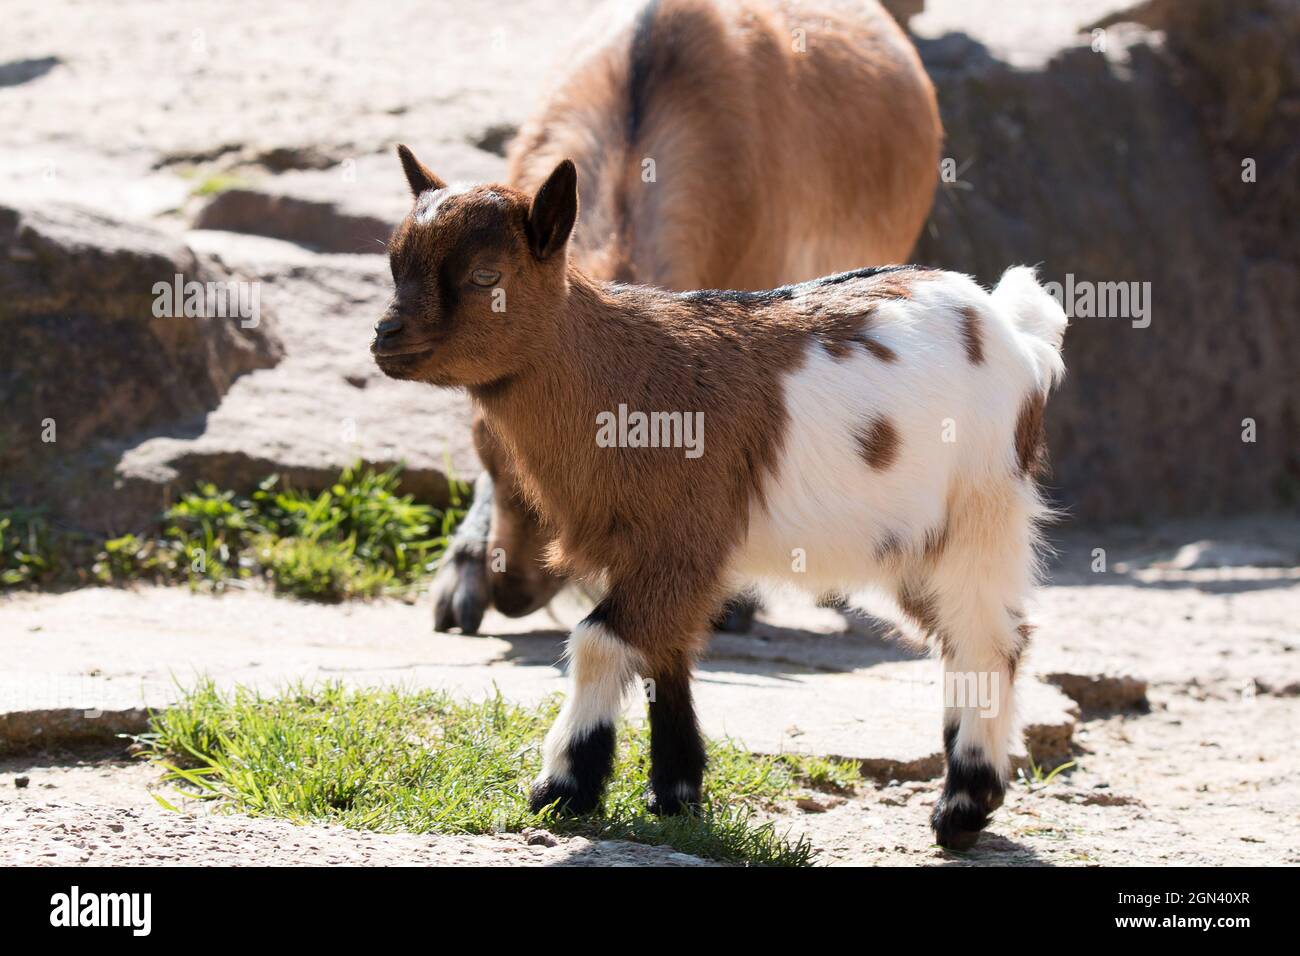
108,231 -> 480,527
0,586 -> 1077,775
192,145 -> 502,253
0,201 -> 284,529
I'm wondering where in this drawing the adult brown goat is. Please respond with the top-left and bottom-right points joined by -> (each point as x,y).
429,0 -> 942,635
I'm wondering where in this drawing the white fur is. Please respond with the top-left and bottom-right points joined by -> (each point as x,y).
535,619 -> 642,786
730,267 -> 1067,782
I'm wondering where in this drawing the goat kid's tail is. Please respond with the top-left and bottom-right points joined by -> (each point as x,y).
994,265 -> 1068,390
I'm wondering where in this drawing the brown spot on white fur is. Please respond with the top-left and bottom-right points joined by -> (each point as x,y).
855,416 -> 901,471
958,305 -> 985,365
858,334 -> 898,363
1015,392 -> 1048,476
898,580 -> 941,636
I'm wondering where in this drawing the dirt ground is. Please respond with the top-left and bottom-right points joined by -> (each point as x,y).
3,514 -> 1298,867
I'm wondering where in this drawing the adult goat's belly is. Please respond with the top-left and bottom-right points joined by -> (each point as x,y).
730,342 -> 961,592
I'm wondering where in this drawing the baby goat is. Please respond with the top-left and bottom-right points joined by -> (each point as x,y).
374,147 -> 1068,850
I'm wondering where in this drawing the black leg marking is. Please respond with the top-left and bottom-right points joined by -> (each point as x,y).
931,722 -> 1006,851
711,591 -> 759,633
528,723 -> 616,815
646,670 -> 706,815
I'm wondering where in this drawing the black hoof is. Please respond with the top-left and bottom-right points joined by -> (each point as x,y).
647,782 -> 701,816
931,785 -> 1004,850
711,594 -> 758,634
431,545 -> 488,635
528,777 -> 600,816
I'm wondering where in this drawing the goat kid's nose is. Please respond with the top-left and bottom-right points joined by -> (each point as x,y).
375,316 -> 404,337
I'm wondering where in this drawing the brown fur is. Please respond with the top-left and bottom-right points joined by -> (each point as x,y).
509,0 -> 940,290
855,416 -> 902,471
958,305 -> 985,365
897,580 -> 941,637
376,159 -> 936,672
454,0 -> 943,620
1014,392 -> 1048,477
923,520 -> 950,559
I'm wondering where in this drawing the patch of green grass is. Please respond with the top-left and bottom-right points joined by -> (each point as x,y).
93,463 -> 463,601
144,681 -> 860,866
190,172 -> 249,196
4,462 -> 464,601
0,508 -> 63,586
1018,754 -> 1077,789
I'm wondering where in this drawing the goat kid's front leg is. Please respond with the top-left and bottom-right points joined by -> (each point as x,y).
529,603 -> 640,814
645,663 -> 707,815
430,471 -> 493,635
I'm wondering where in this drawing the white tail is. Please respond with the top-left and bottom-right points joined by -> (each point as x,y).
994,265 -> 1068,389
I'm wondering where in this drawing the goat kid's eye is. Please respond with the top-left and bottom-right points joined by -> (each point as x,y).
470,269 -> 501,287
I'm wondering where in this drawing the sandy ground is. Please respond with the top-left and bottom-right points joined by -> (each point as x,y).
3,515 -> 1298,867
0,760 -> 710,865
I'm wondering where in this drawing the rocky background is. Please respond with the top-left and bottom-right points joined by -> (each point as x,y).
913,0 -> 1300,522
1,0 -> 1296,530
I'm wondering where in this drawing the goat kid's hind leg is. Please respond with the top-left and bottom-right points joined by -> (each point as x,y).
529,603 -> 641,814
927,612 -> 1023,850
924,561 -> 1034,848
927,596 -> 1030,850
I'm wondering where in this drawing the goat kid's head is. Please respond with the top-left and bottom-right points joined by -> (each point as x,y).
372,145 -> 579,387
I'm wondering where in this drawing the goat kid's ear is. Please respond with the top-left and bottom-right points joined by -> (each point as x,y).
396,144 -> 446,197
527,159 -> 578,260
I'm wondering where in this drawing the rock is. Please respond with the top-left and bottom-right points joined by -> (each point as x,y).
1161,540 -> 1297,570
914,0 -> 1300,523
795,796 -> 830,813
1044,672 -> 1149,714
195,188 -> 396,255
521,827 -> 558,847
0,201 -> 283,523
191,145 -> 502,254
0,585 -> 1079,777
100,230 -> 480,528
14,776 -> 29,789
0,708 -> 151,757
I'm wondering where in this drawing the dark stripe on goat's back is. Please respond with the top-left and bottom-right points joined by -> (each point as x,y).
627,0 -> 666,147
814,264 -> 936,288
679,264 -> 937,310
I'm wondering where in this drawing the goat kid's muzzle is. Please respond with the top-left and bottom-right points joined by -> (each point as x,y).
370,314 -> 432,358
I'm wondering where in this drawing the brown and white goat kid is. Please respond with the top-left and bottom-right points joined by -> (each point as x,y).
430,0 -> 942,634
375,148 -> 1067,849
